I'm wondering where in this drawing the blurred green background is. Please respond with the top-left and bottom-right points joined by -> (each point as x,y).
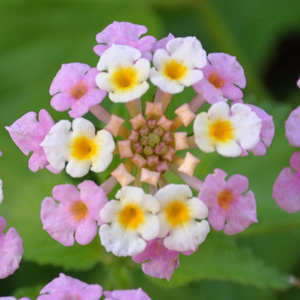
1,0 -> 300,299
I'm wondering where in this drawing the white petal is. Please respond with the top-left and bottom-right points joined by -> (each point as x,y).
116,186 -> 146,205
193,113 -> 215,153
72,118 -> 95,138
167,37 -> 207,68
100,200 -> 121,223
66,159 -> 90,177
231,104 -> 262,150
164,220 -> 210,252
109,81 -> 149,103
40,120 -> 71,170
95,72 -> 115,92
187,197 -> 209,219
154,184 -> 192,208
138,214 -> 160,241
208,102 -> 230,122
99,223 -> 146,256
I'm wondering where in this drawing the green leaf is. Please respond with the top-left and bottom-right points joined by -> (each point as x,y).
155,233 -> 290,290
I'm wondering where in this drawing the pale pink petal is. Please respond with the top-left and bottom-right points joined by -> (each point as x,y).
104,288 -> 151,300
285,106 -> 300,147
132,238 -> 179,281
38,273 -> 102,300
0,216 -> 24,279
273,152 -> 300,213
94,21 -> 156,60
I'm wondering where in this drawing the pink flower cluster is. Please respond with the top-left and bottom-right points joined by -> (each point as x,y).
272,78 -> 300,212
0,273 -> 151,300
5,21 -> 276,281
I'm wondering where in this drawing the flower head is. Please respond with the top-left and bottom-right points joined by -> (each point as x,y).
94,21 -> 156,61
150,37 -> 206,94
6,109 -> 57,173
50,63 -> 106,118
193,101 -> 262,157
96,45 -> 150,103
193,53 -> 246,104
37,273 -> 102,300
199,168 -> 257,235
0,216 -> 24,279
41,180 -> 108,246
41,118 -> 115,177
99,186 -> 160,256
155,184 -> 209,252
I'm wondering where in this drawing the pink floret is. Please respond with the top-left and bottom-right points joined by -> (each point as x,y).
0,216 -> 24,279
50,63 -> 106,118
199,169 -> 257,235
132,238 -> 180,281
193,53 -> 246,104
104,288 -> 152,300
40,180 -> 108,246
6,109 -> 56,173
273,151 -> 300,213
94,21 -> 156,61
37,273 -> 102,300
285,106 -> 300,147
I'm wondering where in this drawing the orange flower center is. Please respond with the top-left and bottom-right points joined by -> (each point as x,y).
119,204 -> 144,229
164,60 -> 187,80
166,201 -> 190,227
208,71 -> 225,88
69,81 -> 88,99
209,120 -> 233,142
113,67 -> 137,89
69,201 -> 88,221
218,189 -> 234,211
71,136 -> 97,160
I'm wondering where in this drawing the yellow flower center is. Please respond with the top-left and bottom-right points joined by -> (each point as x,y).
208,71 -> 225,88
69,201 -> 88,221
164,59 -> 187,80
209,120 -> 234,142
69,81 -> 88,99
113,67 -> 137,90
166,201 -> 190,227
217,189 -> 234,211
119,204 -> 144,229
71,136 -> 98,160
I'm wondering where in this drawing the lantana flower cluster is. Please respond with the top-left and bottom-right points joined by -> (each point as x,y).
0,273 -> 152,300
273,78 -> 300,212
6,21 -> 275,281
